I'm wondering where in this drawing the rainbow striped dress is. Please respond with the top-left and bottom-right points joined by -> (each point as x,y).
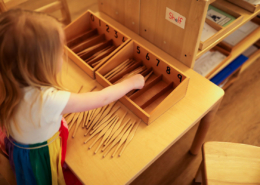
4,120 -> 68,185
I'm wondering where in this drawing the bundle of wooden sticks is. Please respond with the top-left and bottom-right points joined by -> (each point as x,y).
67,29 -> 117,69
104,58 -> 154,96
64,86 -> 140,158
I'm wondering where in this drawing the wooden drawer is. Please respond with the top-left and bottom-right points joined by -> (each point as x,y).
199,1 -> 243,50
64,10 -> 130,79
96,40 -> 189,125
227,0 -> 260,13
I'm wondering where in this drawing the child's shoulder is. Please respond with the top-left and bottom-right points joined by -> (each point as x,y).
23,86 -> 70,107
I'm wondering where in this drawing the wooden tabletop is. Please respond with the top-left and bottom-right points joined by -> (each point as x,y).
62,11 -> 224,185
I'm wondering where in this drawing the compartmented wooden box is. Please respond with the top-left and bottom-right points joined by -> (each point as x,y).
96,40 -> 189,124
227,0 -> 260,13
199,1 -> 243,50
64,10 -> 130,79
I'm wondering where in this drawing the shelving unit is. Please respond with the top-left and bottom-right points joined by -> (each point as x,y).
196,0 -> 260,87
98,0 -> 260,90
207,24 -> 260,79
197,0 -> 260,59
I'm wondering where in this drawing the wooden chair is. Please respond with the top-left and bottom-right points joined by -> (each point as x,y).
195,142 -> 260,185
0,0 -> 71,25
0,150 -> 16,185
35,0 -> 71,25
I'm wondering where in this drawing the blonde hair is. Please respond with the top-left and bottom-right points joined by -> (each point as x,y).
0,9 -> 65,134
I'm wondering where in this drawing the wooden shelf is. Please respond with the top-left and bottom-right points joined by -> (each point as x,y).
197,0 -> 260,59
207,25 -> 260,79
227,0 -> 260,13
240,48 -> 260,74
210,0 -> 216,3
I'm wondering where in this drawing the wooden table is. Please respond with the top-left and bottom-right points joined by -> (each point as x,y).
62,11 -> 224,185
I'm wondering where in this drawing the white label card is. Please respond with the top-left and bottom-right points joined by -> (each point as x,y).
206,9 -> 231,26
165,7 -> 186,29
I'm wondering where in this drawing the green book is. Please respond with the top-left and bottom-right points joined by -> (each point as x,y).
207,5 -> 236,27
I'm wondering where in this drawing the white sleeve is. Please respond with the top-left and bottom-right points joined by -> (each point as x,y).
41,87 -> 71,125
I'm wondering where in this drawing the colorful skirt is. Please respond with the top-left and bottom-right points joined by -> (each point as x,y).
4,119 -> 68,185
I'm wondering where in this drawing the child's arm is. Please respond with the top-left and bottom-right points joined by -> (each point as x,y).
61,74 -> 144,114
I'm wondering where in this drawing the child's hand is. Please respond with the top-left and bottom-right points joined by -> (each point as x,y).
127,74 -> 145,89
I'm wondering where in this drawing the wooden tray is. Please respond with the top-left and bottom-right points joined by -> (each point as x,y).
64,10 -> 130,79
199,1 -> 243,50
227,0 -> 260,13
96,40 -> 189,125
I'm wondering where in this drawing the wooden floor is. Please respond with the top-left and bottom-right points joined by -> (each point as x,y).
1,0 -> 260,184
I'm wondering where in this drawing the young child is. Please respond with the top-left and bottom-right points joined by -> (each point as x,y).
0,9 -> 144,185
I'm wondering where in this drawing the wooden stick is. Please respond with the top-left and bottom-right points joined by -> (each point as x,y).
112,121 -> 135,157
91,60 -> 101,68
82,111 -> 88,128
84,116 -> 117,144
104,59 -> 130,78
103,111 -> 128,146
85,46 -> 111,63
94,117 -> 118,154
88,108 -> 96,123
84,112 -> 117,137
89,117 -> 118,150
85,109 -> 92,128
90,104 -> 109,129
88,107 -> 103,126
144,70 -> 154,81
65,113 -> 75,125
79,86 -> 96,128
63,113 -> 71,118
70,34 -> 99,51
89,85 -> 97,92
88,45 -> 116,66
94,102 -> 116,127
119,119 -> 141,157
77,42 -> 105,56
92,106 -> 120,132
72,112 -> 84,138
102,118 -> 131,151
107,59 -> 136,80
106,59 -> 135,80
103,122 -> 132,158
68,112 -> 80,131
78,85 -> 83,93
114,66 -> 146,84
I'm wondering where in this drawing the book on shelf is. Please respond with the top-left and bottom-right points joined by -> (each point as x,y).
210,55 -> 248,85
201,22 -> 218,42
207,5 -> 236,27
242,45 -> 258,57
244,0 -> 260,5
194,50 -> 227,77
223,21 -> 259,46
